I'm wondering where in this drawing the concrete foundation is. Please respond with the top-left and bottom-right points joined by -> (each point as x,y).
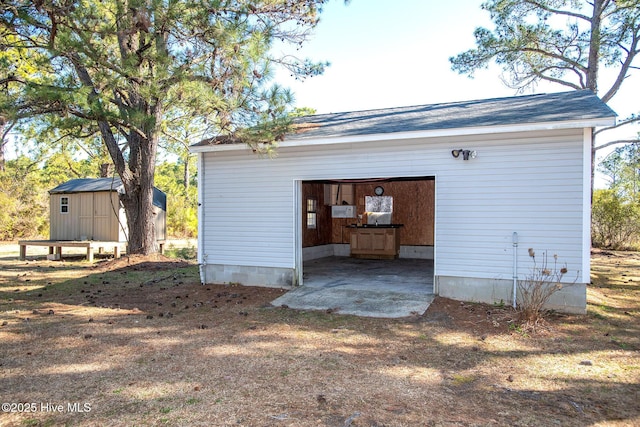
399,245 -> 434,259
202,258 -> 586,315
437,275 -> 587,314
202,264 -> 294,289
302,244 -> 434,261
302,244 -> 335,261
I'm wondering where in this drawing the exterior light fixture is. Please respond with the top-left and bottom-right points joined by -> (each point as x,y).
451,149 -> 477,160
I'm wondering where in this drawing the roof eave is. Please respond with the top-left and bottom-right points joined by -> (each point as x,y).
49,188 -> 123,194
189,142 -> 260,153
189,116 -> 616,153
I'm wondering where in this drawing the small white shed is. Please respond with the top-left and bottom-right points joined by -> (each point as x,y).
191,90 -> 616,314
49,178 -> 167,242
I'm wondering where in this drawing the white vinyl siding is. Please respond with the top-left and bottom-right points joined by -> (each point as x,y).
437,137 -> 584,281
200,128 -> 588,283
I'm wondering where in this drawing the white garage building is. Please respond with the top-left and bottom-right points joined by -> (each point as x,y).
191,90 -> 616,314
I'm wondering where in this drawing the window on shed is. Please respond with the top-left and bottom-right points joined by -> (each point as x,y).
60,197 -> 69,214
306,198 -> 317,229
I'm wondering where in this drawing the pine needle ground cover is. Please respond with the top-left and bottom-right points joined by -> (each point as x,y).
0,245 -> 638,426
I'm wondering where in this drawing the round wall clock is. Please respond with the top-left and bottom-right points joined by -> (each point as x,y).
374,186 -> 384,196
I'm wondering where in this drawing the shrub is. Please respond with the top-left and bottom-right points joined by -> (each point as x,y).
517,249 -> 576,327
591,189 -> 640,249
166,194 -> 198,238
154,161 -> 198,238
0,161 -> 49,239
164,243 -> 197,260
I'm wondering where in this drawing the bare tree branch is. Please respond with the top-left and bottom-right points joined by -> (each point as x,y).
595,139 -> 640,151
601,31 -> 640,103
523,0 -> 593,22
595,115 -> 640,135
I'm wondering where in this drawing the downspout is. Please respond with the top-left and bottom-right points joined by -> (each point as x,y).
512,232 -> 518,309
294,180 -> 303,287
197,152 -> 206,285
201,255 -> 207,286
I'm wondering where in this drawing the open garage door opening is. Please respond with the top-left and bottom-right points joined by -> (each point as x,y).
299,176 -> 435,295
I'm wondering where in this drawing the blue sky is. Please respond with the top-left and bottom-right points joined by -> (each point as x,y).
273,0 -> 639,187
275,0 -> 514,113
275,0 -> 638,117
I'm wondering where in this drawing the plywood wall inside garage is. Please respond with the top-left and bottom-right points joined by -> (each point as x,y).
352,180 -> 434,246
302,179 -> 435,247
302,182 -> 332,247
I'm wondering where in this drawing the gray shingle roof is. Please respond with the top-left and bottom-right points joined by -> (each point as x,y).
49,178 -> 122,194
286,90 -> 616,141
49,178 -> 167,211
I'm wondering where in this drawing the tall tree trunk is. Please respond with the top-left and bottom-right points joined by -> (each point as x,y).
120,184 -> 156,255
120,134 -> 158,255
92,108 -> 159,255
0,117 -> 6,172
586,0 -> 604,94
72,53 -> 162,255
588,0 -> 605,198
183,154 -> 190,195
0,141 -> 5,173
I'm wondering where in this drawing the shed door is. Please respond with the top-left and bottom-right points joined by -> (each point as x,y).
78,193 -> 94,240
93,193 -> 114,241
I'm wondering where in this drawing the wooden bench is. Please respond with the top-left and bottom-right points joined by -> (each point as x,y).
18,240 -> 123,262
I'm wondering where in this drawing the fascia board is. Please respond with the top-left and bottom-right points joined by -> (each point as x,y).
189,116 -> 616,153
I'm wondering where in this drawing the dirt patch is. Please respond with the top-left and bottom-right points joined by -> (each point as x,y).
426,297 -> 515,332
0,251 -> 638,426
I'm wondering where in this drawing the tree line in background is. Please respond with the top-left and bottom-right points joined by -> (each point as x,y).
592,144 -> 640,250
